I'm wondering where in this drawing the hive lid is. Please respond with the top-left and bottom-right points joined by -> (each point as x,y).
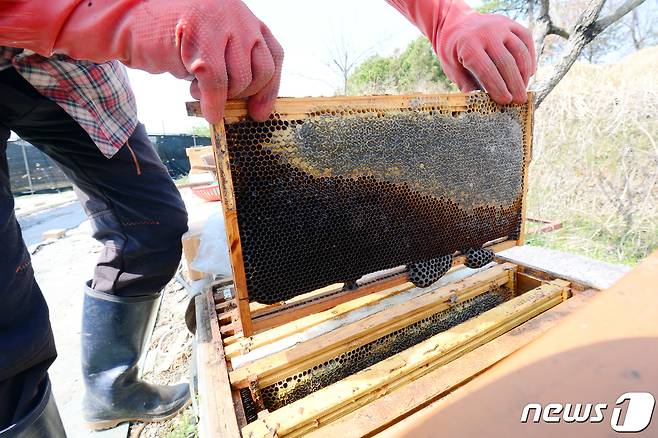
187,92 -> 534,305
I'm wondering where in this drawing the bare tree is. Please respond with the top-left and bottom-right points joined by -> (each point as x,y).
531,0 -> 647,107
326,35 -> 378,95
624,7 -> 658,50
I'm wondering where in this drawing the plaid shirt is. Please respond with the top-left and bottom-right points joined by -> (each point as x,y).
1,47 -> 137,158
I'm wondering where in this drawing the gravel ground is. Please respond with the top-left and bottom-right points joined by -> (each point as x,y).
129,279 -> 196,438
27,200 -> 197,437
20,186 -> 224,437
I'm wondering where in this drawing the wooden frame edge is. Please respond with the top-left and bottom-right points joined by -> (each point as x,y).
211,123 -> 254,336
195,288 -> 242,438
187,91 -> 532,121
242,279 -> 569,437
517,91 -> 535,245
229,263 -> 517,387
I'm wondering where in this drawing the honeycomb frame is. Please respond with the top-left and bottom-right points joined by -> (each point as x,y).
209,92 -> 534,336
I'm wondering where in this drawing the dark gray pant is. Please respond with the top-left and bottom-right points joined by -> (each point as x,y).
0,67 -> 188,428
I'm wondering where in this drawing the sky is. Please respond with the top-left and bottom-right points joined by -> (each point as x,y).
128,0 -> 427,134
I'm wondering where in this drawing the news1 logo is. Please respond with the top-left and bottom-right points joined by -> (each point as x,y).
521,392 -> 655,432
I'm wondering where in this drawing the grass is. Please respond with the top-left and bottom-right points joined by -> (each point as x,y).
525,49 -> 658,266
164,407 -> 198,438
525,221 -> 648,266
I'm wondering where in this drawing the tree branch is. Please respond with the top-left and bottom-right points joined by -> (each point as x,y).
532,0 -> 647,107
532,0 -> 552,59
595,0 -> 646,33
548,24 -> 570,39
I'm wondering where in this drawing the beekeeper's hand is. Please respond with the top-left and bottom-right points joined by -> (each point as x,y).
387,0 -> 536,104
1,0 -> 284,122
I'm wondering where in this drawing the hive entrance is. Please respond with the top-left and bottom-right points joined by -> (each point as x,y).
217,93 -> 532,308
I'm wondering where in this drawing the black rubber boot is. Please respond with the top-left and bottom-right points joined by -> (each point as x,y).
0,379 -> 66,438
81,284 -> 190,430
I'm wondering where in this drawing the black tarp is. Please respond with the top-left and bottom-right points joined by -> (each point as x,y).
148,134 -> 212,178
7,139 -> 70,194
7,134 -> 211,195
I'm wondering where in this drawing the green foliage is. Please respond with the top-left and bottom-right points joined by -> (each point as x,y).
346,37 -> 451,95
173,174 -> 190,187
525,221 -> 649,266
191,124 -> 211,137
165,407 -> 198,438
477,0 -> 530,18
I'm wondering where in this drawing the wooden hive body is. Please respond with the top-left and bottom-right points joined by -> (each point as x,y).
184,93 -> 620,437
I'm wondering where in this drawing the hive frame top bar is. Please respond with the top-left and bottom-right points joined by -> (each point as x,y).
186,91 -> 534,123
187,92 -> 535,337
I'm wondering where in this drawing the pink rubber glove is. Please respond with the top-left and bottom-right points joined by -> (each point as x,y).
387,0 -> 536,104
0,0 -> 283,122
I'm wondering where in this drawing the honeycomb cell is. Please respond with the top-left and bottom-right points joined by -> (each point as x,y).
408,254 -> 453,288
260,286 -> 513,411
464,247 -> 496,269
223,95 -> 530,304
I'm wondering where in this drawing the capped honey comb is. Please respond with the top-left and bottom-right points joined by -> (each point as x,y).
219,93 -> 532,304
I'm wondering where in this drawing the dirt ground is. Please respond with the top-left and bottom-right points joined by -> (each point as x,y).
128,278 -> 196,438
25,191 -> 198,438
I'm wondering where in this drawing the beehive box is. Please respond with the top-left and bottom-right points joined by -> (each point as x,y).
185,93 -> 609,437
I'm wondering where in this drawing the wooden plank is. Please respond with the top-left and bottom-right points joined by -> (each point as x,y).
224,240 -> 514,350
227,281 -> 413,359
517,92 -> 535,245
189,92 -> 532,122
498,245 -> 630,290
186,146 -> 214,174
229,263 -> 516,388
242,280 -> 569,437
181,232 -> 206,281
252,273 -> 409,333
249,282 -> 345,318
249,240 -> 517,335
211,122 -> 253,336
305,287 -> 594,438
222,333 -> 242,347
187,92 -> 481,120
526,217 -> 563,233
195,289 -> 241,438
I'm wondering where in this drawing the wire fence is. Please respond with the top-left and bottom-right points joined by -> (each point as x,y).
7,134 -> 212,195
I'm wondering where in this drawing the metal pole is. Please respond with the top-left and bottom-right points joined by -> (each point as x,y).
21,142 -> 34,194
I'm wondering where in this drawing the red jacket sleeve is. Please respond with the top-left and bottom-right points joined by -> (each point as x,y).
0,0 -> 84,55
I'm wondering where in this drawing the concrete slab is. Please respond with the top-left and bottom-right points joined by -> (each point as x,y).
498,245 -> 632,290
17,201 -> 86,247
